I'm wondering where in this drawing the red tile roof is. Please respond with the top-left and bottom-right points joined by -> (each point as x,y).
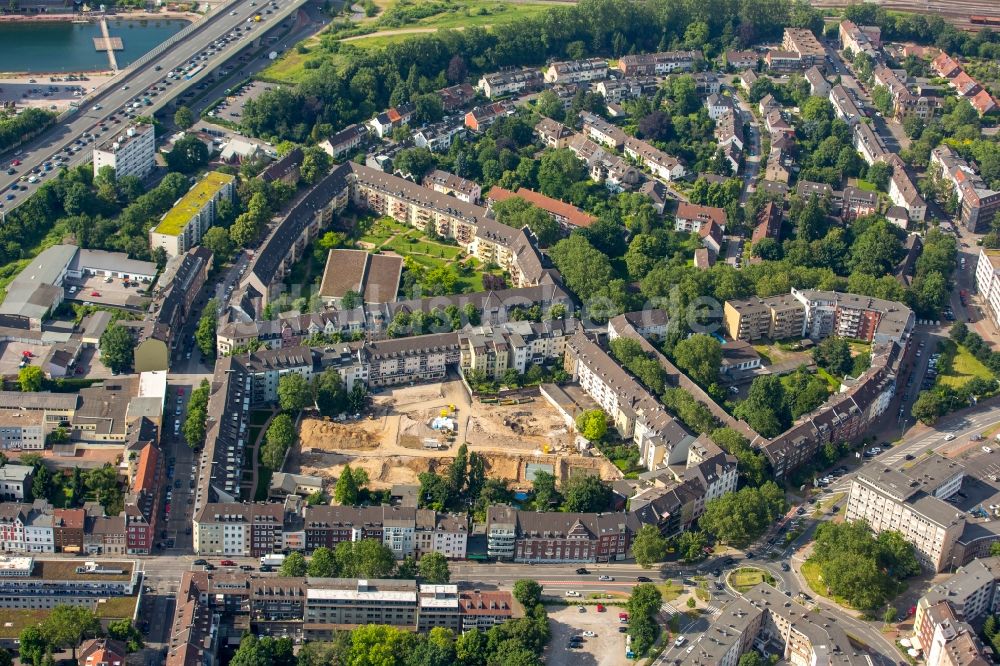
133,443 -> 159,494
487,186 -> 596,228
676,202 -> 727,228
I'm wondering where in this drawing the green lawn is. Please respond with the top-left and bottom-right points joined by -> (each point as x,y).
937,339 -> 994,389
854,179 -> 878,192
815,367 -> 842,391
729,567 -> 775,593
657,581 -> 684,601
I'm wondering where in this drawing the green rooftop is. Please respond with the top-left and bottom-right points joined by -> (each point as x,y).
153,171 -> 235,236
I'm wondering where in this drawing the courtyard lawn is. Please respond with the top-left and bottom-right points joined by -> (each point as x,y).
816,367 -> 842,391
937,339 -> 994,389
729,567 -> 775,593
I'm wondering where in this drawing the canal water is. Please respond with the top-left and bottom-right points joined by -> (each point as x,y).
0,18 -> 187,73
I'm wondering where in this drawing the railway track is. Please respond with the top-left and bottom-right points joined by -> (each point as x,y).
810,0 -> 998,30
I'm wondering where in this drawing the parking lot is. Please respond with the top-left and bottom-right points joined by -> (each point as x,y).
65,274 -> 150,310
208,80 -> 281,124
545,604 -> 628,666
0,341 -> 50,377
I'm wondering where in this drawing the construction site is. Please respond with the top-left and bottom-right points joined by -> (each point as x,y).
291,380 -> 621,489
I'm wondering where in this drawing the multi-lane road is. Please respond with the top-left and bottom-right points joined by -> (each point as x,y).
0,0 -> 307,215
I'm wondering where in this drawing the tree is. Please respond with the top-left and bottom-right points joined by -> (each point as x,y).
537,149 -> 587,200
279,552 -> 306,576
673,334 -> 723,387
18,365 -> 43,392
638,110 -> 673,142
230,635 -> 294,666
492,197 -> 561,247
334,538 -> 396,578
393,147 -> 437,179
307,546 -> 337,577
334,464 -> 359,506
99,323 -> 134,374
686,596 -> 697,609
165,134 -> 209,174
18,626 -> 46,666
699,482 -> 787,547
632,524 -> 668,568
41,606 -> 101,660
562,474 -> 611,512
201,226 -> 233,260
733,375 -> 789,438
419,552 -> 451,583
531,470 -> 559,510
738,653 -> 766,666
174,105 -> 194,129
195,299 -> 218,359
262,413 -> 295,470
300,146 -> 332,185
277,373 -> 312,412
108,619 -> 143,652
676,530 -> 709,562
575,409 -> 607,442
912,390 -> 947,425
312,368 -> 347,417
813,337 -> 852,376
512,579 -> 542,609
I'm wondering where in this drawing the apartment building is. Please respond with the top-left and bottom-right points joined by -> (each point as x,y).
565,133 -> 641,192
544,58 -> 608,84
192,502 -> 287,557
367,104 -> 414,139
804,66 -> 830,97
829,84 -> 864,124
839,19 -> 881,57
853,120 -> 888,165
458,319 -> 576,380
792,288 -> 914,344
486,505 -> 638,563
782,27 -> 825,68
150,171 -> 236,257
846,455 -> 967,572
752,201 -> 782,245
873,64 -> 936,121
723,294 -> 805,341
594,76 -> 659,104
616,50 -> 699,76
366,332 -> 462,388
765,50 -> 802,72
725,50 -> 758,71
975,248 -> 1000,328
916,558 -> 1000,655
534,117 -> 573,149
912,596 -> 991,666
413,121 -> 467,153
0,557 -> 140,612
931,145 -> 1000,233
714,110 -> 744,151
579,111 -> 629,150
216,309 -> 365,356
476,68 -> 544,99
563,329 -> 696,470
841,184 -> 879,221
92,122 -> 155,180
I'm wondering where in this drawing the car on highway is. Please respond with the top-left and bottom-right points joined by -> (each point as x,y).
598,575 -> 614,581
564,590 -> 580,597
636,576 -> 651,582
944,434 -> 956,441
674,636 -> 686,647
575,568 -> 589,575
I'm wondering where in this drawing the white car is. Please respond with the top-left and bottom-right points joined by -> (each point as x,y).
598,575 -> 614,581
984,446 -> 994,454
674,636 -> 686,647
564,591 -> 580,597
582,631 -> 596,637
944,434 -> 956,441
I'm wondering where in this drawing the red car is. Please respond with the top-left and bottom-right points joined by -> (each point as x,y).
220,560 -> 237,567
11,160 -> 20,166
90,291 -> 100,297
596,604 -> 606,612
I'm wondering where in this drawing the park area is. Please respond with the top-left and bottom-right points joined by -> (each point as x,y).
728,568 -> 775,594
935,338 -> 994,389
262,0 -> 558,82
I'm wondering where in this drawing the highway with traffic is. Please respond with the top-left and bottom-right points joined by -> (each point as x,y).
0,0 -> 307,216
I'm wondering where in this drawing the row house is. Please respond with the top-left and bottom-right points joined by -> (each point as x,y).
931,51 -> 997,117
437,83 -> 476,111
476,68 -> 544,99
674,202 -> 727,234
0,501 -> 54,553
534,117 -> 574,149
413,122 -> 466,153
193,502 -> 287,557
873,65 -> 936,121
624,137 -> 686,181
705,92 -> 736,120
368,104 -> 415,139
616,50 -> 700,76
464,101 -> 514,133
829,84 -> 864,124
886,154 -> 927,222
544,58 -> 608,84
216,309 -> 365,356
725,50 -> 758,70
579,111 -> 629,150
565,133 -> 642,192
594,76 -> 659,104
839,19 -> 881,57
841,184 -> 879,221
366,332 -> 462,388
714,110 -> 744,151
124,442 -> 161,555
320,124 -> 368,159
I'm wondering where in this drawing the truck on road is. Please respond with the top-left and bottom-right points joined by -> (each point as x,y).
260,553 -> 286,567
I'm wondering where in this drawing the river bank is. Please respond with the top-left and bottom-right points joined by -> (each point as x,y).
0,10 -> 198,23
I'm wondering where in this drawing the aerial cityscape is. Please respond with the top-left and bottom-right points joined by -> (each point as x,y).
2,0 -> 1000,664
